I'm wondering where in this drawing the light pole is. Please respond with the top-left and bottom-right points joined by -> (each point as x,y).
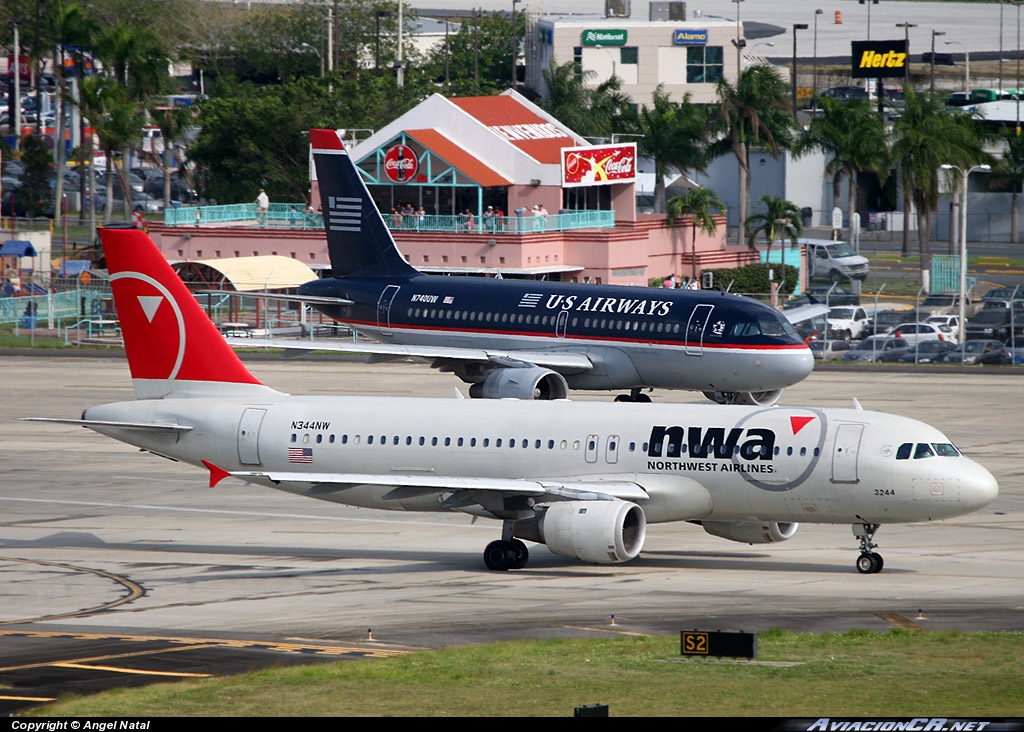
813,9 -> 823,103
375,10 -> 391,76
895,22 -> 917,87
930,30 -> 945,91
792,24 -> 808,116
511,0 -> 522,89
731,0 -> 746,81
944,40 -> 969,93
941,163 -> 991,347
860,0 -> 878,41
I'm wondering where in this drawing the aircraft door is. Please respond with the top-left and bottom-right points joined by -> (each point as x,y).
237,408 -> 267,466
685,303 -> 715,356
831,423 -> 864,483
377,285 -> 401,336
555,309 -> 569,338
605,434 -> 620,464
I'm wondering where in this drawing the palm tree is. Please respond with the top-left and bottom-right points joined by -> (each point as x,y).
992,129 -> 1024,244
889,90 -> 991,276
637,87 -> 709,213
794,97 -> 888,242
707,63 -> 796,233
540,59 -> 637,141
666,186 -> 725,281
150,106 -> 195,208
745,194 -> 803,291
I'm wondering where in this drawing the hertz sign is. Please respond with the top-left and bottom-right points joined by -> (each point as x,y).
851,39 -> 908,79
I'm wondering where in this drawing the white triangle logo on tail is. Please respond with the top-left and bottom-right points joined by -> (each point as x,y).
138,295 -> 163,322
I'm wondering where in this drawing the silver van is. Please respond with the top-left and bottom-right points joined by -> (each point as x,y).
800,239 -> 870,282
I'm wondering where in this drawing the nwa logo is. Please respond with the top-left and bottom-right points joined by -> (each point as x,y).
648,425 -> 775,461
858,50 -> 906,70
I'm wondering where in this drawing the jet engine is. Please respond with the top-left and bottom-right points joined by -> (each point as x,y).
699,520 -> 799,544
514,500 -> 646,564
468,366 -> 569,400
703,389 -> 784,406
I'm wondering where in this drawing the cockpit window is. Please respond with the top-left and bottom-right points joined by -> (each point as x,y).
730,318 -> 800,339
897,442 -> 960,459
914,443 -> 935,459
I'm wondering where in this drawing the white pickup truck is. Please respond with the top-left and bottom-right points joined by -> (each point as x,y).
826,305 -> 870,341
802,239 -> 871,282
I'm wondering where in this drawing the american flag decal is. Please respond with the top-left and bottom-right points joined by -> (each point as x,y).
519,293 -> 543,308
326,195 -> 362,232
288,447 -> 314,464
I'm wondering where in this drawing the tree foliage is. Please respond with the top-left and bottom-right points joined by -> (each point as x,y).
18,134 -> 54,217
424,11 -> 517,95
708,64 -> 796,229
703,262 -> 799,296
539,60 -> 638,141
638,87 -> 708,212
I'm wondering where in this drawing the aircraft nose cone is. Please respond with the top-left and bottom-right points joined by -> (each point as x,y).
963,463 -> 999,512
784,349 -> 815,385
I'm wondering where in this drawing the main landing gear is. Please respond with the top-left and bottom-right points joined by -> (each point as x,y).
614,388 -> 652,403
483,520 -> 529,571
853,521 -> 884,574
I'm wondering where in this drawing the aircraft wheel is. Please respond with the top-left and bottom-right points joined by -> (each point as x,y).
484,540 -> 515,571
614,394 -> 633,402
856,552 -> 882,574
510,539 -> 530,569
869,552 -> 884,573
634,393 -> 652,403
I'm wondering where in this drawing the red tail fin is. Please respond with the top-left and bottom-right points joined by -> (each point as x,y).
100,226 -> 275,399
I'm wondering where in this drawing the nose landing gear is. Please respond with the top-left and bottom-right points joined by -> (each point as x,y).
853,521 -> 884,574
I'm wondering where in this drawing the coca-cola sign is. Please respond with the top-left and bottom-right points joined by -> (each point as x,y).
383,144 -> 418,184
561,143 -> 636,187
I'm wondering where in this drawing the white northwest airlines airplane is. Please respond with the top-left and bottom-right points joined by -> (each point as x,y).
238,128 -> 815,406
31,227 -> 998,574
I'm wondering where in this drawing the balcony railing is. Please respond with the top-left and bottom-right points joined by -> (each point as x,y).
164,203 -> 614,233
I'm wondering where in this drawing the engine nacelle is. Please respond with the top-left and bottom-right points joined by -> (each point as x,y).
514,500 -> 646,564
703,389 -> 784,406
468,366 -> 569,400
700,520 -> 799,544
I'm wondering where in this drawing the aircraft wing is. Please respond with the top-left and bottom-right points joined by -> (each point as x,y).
228,469 -> 650,502
229,337 -> 595,371
198,290 -> 355,306
21,417 -> 193,432
783,303 -> 830,324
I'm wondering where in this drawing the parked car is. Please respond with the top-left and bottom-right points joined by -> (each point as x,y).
826,306 -> 870,341
940,340 -> 1011,365
965,308 -> 1024,342
801,239 -> 870,282
979,287 -> 1024,308
890,322 -> 949,347
865,309 -> 916,336
899,340 -> 960,363
809,339 -> 853,360
917,293 -> 975,317
926,314 -> 962,341
841,336 -> 911,362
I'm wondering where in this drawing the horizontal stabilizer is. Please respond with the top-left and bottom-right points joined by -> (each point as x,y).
228,338 -> 595,371
22,417 -> 193,432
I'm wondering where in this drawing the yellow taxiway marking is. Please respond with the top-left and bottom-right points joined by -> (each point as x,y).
875,612 -> 929,632
0,629 -> 412,664
0,694 -> 57,702
54,663 -> 211,678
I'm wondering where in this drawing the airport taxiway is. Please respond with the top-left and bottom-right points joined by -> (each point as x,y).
1,353 -> 1021,711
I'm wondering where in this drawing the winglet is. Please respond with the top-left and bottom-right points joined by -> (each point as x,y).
202,460 -> 232,488
852,398 -> 863,411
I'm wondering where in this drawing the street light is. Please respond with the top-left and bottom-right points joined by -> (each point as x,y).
930,30 -> 945,91
792,24 -> 808,116
940,163 -> 991,349
895,22 -> 917,86
813,9 -> 824,103
860,0 -> 878,41
511,0 -> 522,89
732,0 -> 746,81
375,10 -> 391,76
944,40 -> 969,93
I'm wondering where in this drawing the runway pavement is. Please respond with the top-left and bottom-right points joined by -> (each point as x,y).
1,353 -> 1022,713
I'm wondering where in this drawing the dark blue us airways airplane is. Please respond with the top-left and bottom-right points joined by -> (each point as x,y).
284,129 -> 814,404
